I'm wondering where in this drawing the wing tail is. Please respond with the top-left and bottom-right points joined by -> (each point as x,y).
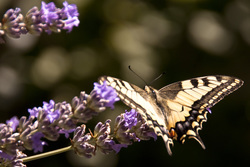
162,134 -> 173,156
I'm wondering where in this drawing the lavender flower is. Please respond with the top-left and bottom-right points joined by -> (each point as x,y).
114,111 -> 139,145
40,2 -> 59,24
28,107 -> 41,118
71,125 -> 95,158
89,81 -> 120,110
71,82 -> 119,123
6,116 -> 19,132
10,150 -> 27,167
59,129 -> 75,138
25,6 -> 43,35
93,120 -> 127,154
42,100 -> 60,123
0,79 -> 158,165
40,1 -> 63,34
19,116 -> 38,151
132,113 -> 157,141
31,132 -> 46,153
124,109 -> 138,129
61,1 -> 80,33
114,109 -> 157,145
0,123 -> 23,161
0,150 -> 27,167
36,100 -> 64,141
55,102 -> 76,130
0,1 -> 80,43
1,8 -> 27,39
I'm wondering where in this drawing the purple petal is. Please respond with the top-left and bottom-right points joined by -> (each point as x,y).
61,1 -> 80,32
206,108 -> 212,114
31,132 -> 47,153
0,150 -> 15,160
40,1 -> 59,24
6,116 -> 19,132
94,81 -> 120,109
111,144 -> 128,153
59,129 -> 75,138
124,109 -> 138,129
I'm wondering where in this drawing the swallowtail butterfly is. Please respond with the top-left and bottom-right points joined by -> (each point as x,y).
98,75 -> 243,155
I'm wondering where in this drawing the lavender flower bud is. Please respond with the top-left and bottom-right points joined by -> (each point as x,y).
71,125 -> 95,158
132,113 -> 157,141
93,120 -> 127,154
89,81 -> 120,111
36,100 -> 61,141
72,82 -> 119,123
0,123 -> 24,162
25,6 -> 43,35
19,120 -> 46,153
1,8 -> 27,38
1,150 -> 27,167
114,110 -> 139,145
54,102 -> 76,130
18,116 -> 37,133
114,109 -> 157,146
6,116 -> 19,132
37,112 -> 60,141
71,91 -> 96,123
93,120 -> 114,154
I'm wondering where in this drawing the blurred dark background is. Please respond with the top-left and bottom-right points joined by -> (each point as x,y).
0,0 -> 249,166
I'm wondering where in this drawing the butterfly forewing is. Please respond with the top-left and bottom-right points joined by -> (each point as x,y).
98,75 -> 243,155
99,76 -> 173,154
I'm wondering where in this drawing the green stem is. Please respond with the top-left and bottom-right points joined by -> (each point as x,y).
22,145 -> 73,163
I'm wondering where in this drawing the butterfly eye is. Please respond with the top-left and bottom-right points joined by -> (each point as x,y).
151,90 -> 157,98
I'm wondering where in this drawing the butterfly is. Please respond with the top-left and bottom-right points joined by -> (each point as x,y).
98,75 -> 243,155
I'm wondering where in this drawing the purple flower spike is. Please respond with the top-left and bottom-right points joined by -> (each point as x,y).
6,116 -> 19,132
31,132 -> 47,153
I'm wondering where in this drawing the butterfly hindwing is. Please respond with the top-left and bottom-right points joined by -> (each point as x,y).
160,76 -> 243,110
98,75 -> 243,155
156,75 -> 243,149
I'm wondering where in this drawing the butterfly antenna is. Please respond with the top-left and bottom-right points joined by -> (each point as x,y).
128,65 -> 148,85
149,72 -> 166,85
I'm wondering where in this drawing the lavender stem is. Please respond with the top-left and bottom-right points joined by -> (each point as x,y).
22,145 -> 73,163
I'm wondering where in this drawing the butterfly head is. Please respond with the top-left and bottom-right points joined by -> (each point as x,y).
144,86 -> 158,99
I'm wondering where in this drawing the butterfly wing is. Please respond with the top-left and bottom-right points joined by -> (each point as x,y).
99,76 -> 152,113
158,75 -> 243,149
98,76 -> 174,154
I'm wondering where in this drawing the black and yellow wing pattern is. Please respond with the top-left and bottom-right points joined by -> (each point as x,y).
98,75 -> 243,155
